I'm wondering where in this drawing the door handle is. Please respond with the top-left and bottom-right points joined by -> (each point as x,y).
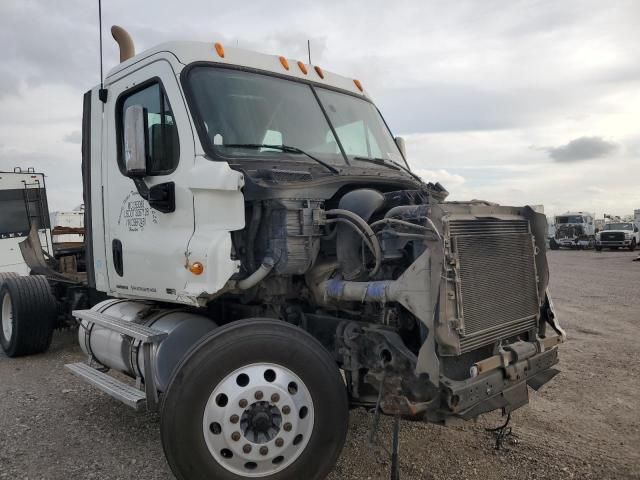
112,239 -> 124,277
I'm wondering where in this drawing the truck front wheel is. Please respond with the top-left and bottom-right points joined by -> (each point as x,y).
0,275 -> 57,357
161,319 -> 349,480
630,239 -> 637,251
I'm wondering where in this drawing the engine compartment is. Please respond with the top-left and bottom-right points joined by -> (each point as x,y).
213,176 -> 564,421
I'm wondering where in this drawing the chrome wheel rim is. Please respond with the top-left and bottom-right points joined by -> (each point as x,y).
2,292 -> 13,341
202,362 -> 315,477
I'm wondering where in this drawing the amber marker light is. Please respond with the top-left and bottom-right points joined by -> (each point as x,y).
189,262 -> 204,275
214,42 -> 225,58
297,61 -> 308,74
314,66 -> 325,79
353,79 -> 364,92
279,56 -> 290,70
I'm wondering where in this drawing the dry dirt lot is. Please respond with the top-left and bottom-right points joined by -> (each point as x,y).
1,250 -> 639,479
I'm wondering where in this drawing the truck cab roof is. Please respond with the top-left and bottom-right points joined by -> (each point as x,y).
105,41 -> 368,99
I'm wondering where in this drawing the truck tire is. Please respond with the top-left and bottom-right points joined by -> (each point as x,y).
630,239 -> 637,252
595,245 -> 602,251
161,319 -> 349,480
0,275 -> 57,357
0,272 -> 19,290
549,239 -> 559,250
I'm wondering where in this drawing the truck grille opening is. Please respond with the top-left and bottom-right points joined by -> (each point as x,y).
600,232 -> 624,242
450,219 -> 540,353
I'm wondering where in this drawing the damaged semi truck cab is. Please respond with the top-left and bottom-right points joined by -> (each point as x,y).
1,27 -> 565,480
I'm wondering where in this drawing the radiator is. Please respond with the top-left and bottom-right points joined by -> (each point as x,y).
449,219 -> 540,353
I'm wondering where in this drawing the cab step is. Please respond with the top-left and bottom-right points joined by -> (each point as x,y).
65,362 -> 147,410
72,309 -> 167,343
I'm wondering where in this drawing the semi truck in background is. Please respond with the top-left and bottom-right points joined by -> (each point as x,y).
0,27 -> 566,480
0,168 -> 52,275
549,211 -> 596,249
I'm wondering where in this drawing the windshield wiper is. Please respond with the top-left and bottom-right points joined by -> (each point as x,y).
353,156 -> 422,182
223,144 -> 340,174
353,156 -> 401,170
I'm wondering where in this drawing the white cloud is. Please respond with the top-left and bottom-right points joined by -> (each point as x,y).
414,169 -> 466,189
64,131 -> 82,145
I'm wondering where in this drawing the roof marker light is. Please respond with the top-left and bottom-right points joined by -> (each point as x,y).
279,56 -> 290,70
314,66 -> 325,79
353,79 -> 364,92
297,61 -> 308,75
214,42 -> 225,58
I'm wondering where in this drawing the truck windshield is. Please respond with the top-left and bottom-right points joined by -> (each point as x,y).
185,66 -> 404,168
556,216 -> 583,224
604,223 -> 633,230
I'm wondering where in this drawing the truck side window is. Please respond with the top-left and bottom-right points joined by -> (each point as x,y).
118,82 -> 180,175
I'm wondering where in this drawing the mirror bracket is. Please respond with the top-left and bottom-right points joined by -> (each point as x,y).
132,178 -> 175,214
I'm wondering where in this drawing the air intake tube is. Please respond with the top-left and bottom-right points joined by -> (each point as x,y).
334,189 -> 385,280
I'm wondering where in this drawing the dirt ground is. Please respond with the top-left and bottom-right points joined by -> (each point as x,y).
1,250 -> 639,479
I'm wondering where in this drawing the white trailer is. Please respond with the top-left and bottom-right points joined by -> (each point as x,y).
0,168 -> 52,275
50,206 -> 84,242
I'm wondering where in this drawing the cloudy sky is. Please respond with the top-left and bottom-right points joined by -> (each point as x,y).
1,0 -> 638,217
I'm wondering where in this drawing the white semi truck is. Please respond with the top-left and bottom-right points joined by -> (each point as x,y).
0,27 -> 566,480
549,211 -> 596,249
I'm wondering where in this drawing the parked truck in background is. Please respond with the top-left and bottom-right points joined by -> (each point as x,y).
596,222 -> 640,251
0,27 -> 566,480
0,168 -> 52,275
550,211 -> 596,249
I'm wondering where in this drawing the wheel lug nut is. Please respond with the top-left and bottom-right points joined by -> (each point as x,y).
239,399 -> 248,408
259,446 -> 269,456
271,393 -> 280,403
243,444 -> 252,454
255,391 -> 264,400
282,405 -> 291,415
283,422 -> 292,432
275,438 -> 284,447
230,414 -> 239,424
231,432 -> 241,441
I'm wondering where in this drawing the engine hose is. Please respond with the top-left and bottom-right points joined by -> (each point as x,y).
371,217 -> 441,240
326,209 -> 382,277
325,218 -> 375,253
370,218 -> 430,231
237,257 -> 275,290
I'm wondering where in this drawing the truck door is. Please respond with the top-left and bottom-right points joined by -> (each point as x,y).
104,59 -> 195,301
